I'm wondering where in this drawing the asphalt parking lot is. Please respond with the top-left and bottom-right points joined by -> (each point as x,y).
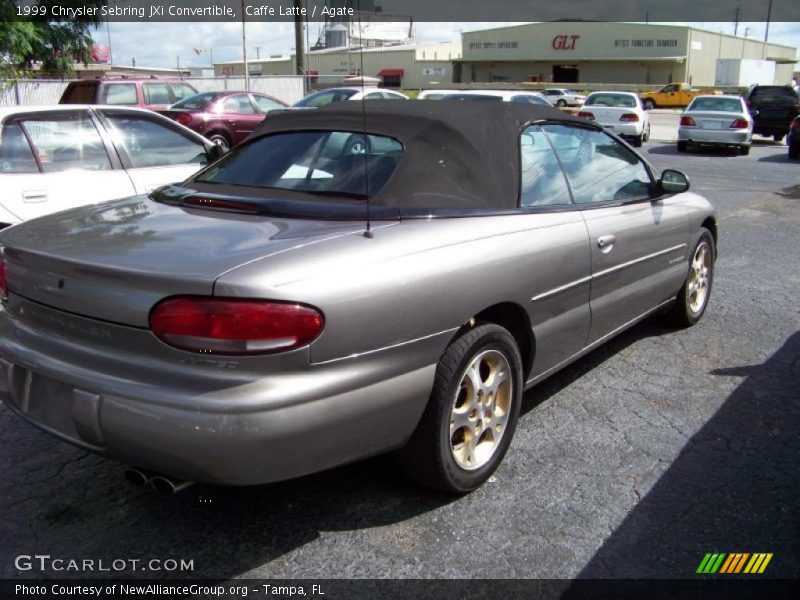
1,127 -> 799,582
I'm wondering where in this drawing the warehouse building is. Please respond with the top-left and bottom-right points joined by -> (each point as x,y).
214,22 -> 796,88
458,22 -> 796,86
214,42 -> 460,89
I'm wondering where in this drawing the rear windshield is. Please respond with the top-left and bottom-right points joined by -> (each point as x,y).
689,97 -> 743,112
61,83 -> 95,104
750,86 -> 798,101
195,131 -> 403,197
585,94 -> 637,108
172,92 -> 223,109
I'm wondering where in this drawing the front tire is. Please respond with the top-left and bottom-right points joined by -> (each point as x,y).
400,324 -> 523,493
668,228 -> 715,327
208,134 -> 231,153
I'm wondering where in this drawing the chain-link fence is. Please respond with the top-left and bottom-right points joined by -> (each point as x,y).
0,76 -> 305,108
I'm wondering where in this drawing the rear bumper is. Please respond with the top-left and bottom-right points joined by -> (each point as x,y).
598,122 -> 644,137
0,299 -> 444,485
678,127 -> 751,146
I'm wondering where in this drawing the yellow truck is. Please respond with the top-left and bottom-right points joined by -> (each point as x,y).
640,83 -> 722,109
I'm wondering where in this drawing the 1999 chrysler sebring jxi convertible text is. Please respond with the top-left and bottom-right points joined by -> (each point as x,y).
0,102 -> 716,493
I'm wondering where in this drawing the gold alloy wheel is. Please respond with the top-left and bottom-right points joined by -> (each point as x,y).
449,349 -> 512,471
688,241 -> 712,314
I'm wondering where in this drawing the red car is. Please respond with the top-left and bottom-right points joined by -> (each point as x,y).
60,78 -> 198,112
163,91 -> 288,151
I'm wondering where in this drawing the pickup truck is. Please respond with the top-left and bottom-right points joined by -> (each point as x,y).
640,83 -> 722,109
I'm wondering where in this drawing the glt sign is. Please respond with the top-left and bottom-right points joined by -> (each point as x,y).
552,35 -> 580,50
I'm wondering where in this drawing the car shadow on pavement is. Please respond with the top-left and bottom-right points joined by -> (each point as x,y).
0,416 -> 461,580
520,317 -> 675,417
0,315 -> 679,581
758,153 -> 794,164
561,330 -> 800,581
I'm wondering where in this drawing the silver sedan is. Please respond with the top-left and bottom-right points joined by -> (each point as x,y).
0,101 -> 716,494
677,95 -> 753,154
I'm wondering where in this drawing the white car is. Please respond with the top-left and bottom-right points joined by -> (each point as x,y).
577,91 -> 651,147
0,105 -> 218,228
292,87 -> 408,107
418,89 -> 551,105
542,88 -> 586,107
677,95 -> 753,155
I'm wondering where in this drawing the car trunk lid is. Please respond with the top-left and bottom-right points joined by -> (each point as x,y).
686,111 -> 746,129
0,195 -> 384,328
583,106 -> 640,128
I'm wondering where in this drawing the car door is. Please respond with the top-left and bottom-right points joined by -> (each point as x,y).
220,94 -> 263,144
519,126 -> 592,377
542,124 -> 689,344
98,109 -> 209,194
0,110 -> 136,225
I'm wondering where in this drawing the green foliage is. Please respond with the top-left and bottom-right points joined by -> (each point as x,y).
1,1 -> 105,79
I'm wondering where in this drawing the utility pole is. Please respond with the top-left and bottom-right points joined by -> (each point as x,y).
294,0 -> 304,76
764,0 -> 773,42
241,0 -> 249,90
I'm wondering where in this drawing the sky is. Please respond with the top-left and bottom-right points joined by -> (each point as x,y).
92,21 -> 800,70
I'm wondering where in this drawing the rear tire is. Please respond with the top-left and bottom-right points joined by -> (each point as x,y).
399,324 -> 523,494
643,124 -> 651,142
677,141 -> 688,153
556,99 -> 567,108
631,135 -> 644,147
739,144 -> 751,156
788,143 -> 800,160
643,99 -> 655,110
668,228 -> 715,327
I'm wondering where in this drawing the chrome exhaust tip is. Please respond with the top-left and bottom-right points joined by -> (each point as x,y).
150,475 -> 194,495
124,468 -> 152,487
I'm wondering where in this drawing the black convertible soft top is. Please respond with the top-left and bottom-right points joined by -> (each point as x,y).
242,100 -> 593,210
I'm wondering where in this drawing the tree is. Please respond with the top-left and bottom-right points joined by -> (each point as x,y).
0,1 -> 104,79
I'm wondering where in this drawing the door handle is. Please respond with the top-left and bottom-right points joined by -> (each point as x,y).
597,235 -> 616,255
22,190 -> 48,203
597,235 -> 616,249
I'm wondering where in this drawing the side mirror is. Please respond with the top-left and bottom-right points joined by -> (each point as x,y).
658,169 -> 690,195
206,143 -> 226,162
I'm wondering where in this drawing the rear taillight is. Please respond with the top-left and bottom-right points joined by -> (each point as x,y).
680,116 -> 696,127
730,119 -> 749,129
0,257 -> 7,298
150,297 -> 324,354
175,113 -> 192,126
619,113 -> 639,122
577,111 -> 594,120
791,120 -> 800,130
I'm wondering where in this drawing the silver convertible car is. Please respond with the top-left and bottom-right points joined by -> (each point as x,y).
0,101 -> 716,493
